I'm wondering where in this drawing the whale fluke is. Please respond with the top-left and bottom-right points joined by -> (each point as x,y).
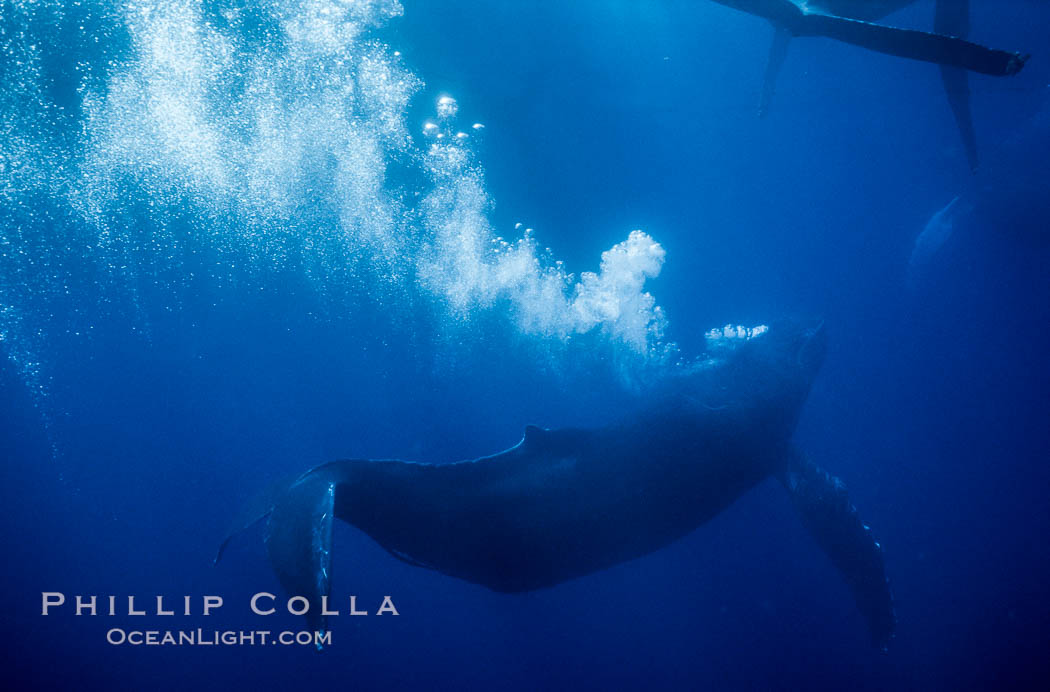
214,471 -> 301,565
265,471 -> 336,640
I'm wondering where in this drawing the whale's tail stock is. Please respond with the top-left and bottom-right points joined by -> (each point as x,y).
779,448 -> 897,652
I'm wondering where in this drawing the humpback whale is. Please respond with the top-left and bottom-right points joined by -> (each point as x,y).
216,320 -> 896,651
907,88 -> 1050,285
710,0 -> 1029,170
907,195 -> 967,288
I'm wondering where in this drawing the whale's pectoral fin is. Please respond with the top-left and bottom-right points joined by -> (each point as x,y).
940,65 -> 978,171
794,10 -> 1026,77
935,0 -> 979,171
265,472 -> 336,643
779,450 -> 896,652
759,26 -> 792,118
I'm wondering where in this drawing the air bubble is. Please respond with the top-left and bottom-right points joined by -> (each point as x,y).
436,95 -> 458,119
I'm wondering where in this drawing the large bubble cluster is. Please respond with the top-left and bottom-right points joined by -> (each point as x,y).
0,0 -> 672,407
418,96 -> 667,352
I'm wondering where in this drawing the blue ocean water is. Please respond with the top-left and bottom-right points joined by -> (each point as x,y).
1,1 -> 1048,689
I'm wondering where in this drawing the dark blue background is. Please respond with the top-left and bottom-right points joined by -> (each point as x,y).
2,1 -> 1048,689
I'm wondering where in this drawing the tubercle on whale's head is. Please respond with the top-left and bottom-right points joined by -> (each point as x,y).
750,317 -> 825,379
793,318 -> 828,379
712,317 -> 828,411
665,318 -> 827,421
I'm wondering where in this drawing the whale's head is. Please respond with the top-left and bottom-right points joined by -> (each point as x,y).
752,317 -> 827,384
704,317 -> 825,374
687,318 -> 827,434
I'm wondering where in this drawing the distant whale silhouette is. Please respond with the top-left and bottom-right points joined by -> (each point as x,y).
217,320 -> 896,651
710,0 -> 1029,170
908,195 -> 967,287
908,87 -> 1050,285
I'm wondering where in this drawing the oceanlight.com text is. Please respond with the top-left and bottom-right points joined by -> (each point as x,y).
105,628 -> 331,647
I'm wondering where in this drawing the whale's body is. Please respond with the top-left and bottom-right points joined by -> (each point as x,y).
317,401 -> 783,594
218,320 -> 896,650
